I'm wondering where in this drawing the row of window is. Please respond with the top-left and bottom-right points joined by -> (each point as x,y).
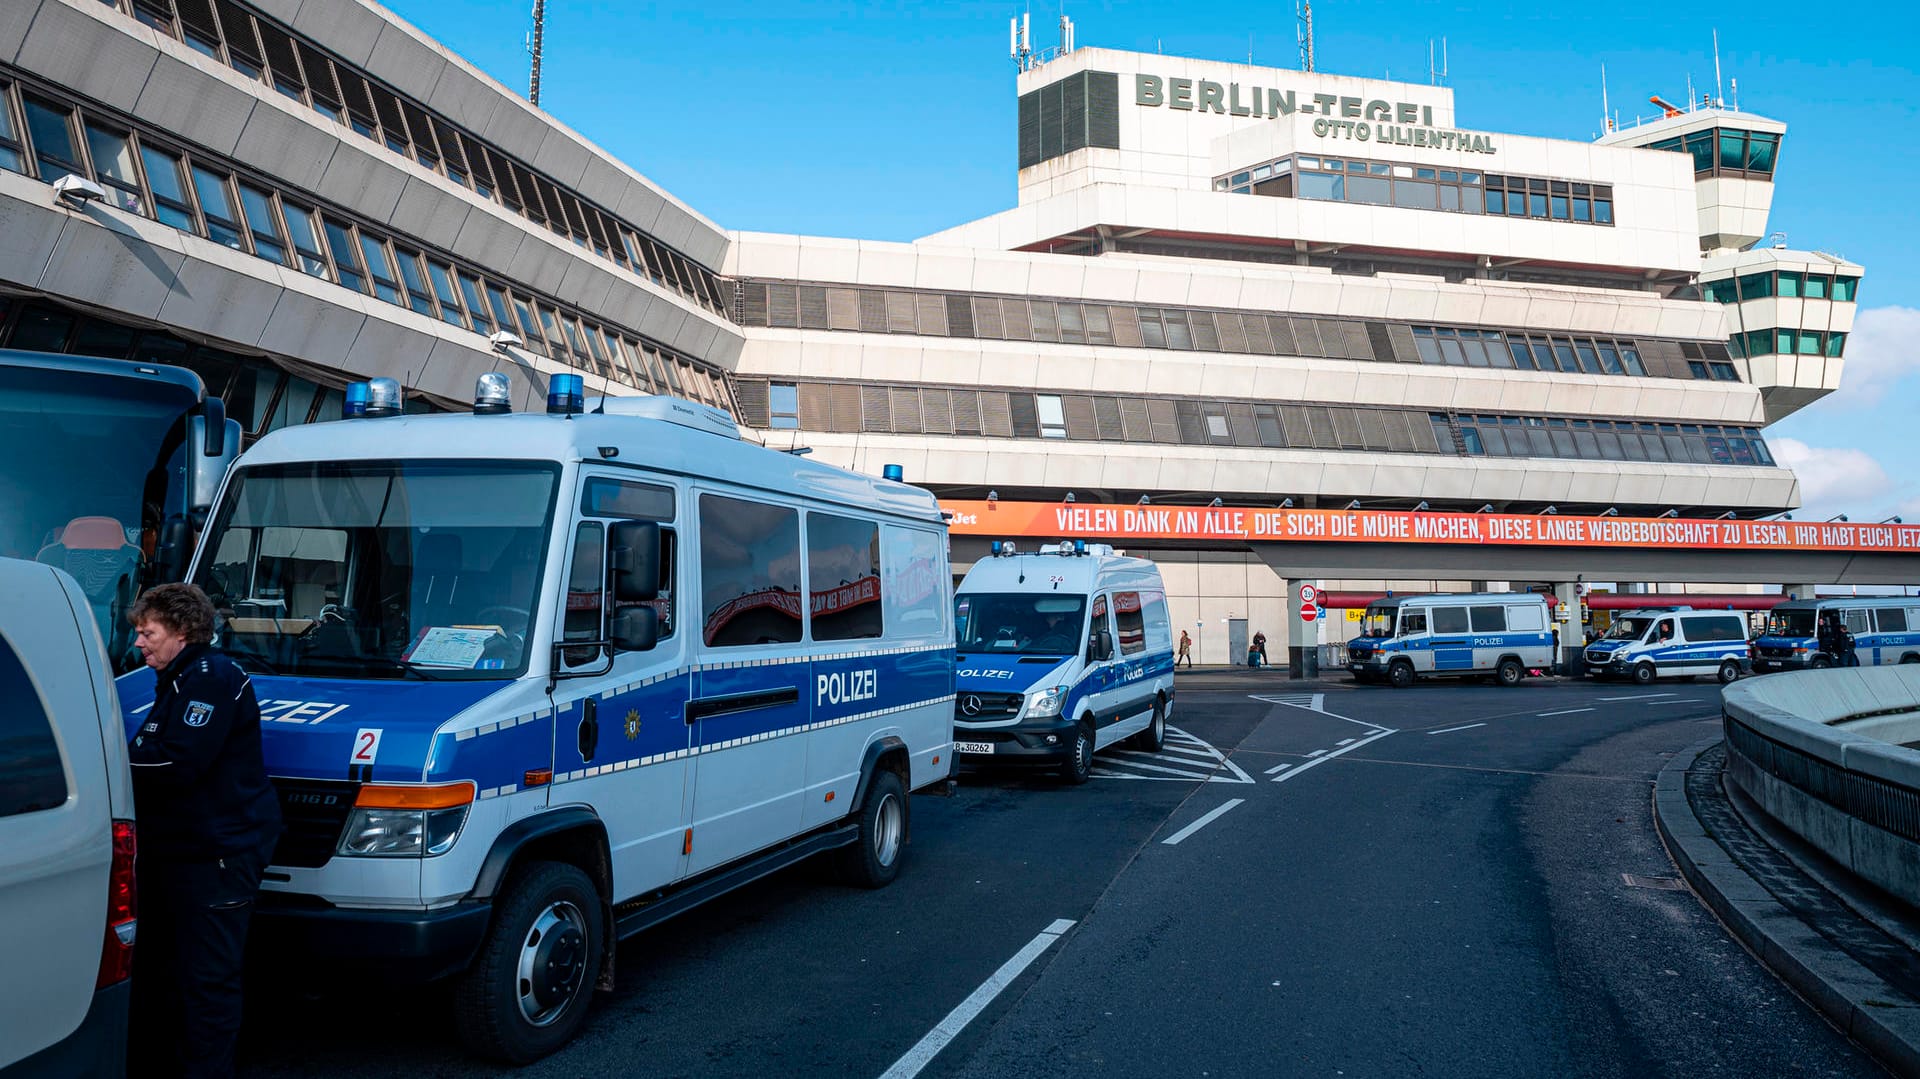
1703,271 -> 1862,305
1216,154 -> 1616,226
0,76 -> 733,409
735,377 -> 1781,469
97,0 -> 727,314
1729,328 -> 1848,360
1643,127 -> 1780,180
1449,413 -> 1775,467
736,281 -> 1738,382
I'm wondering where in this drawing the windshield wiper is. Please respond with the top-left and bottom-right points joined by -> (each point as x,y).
296,654 -> 449,680
223,647 -> 280,674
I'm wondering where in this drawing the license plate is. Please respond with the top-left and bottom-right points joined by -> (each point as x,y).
955,741 -> 994,754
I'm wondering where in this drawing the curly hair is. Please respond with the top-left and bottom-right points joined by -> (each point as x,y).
128,583 -> 217,645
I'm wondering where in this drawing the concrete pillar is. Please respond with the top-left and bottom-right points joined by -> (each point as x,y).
1552,582 -> 1583,676
1285,578 -> 1321,679
1786,583 -> 1821,603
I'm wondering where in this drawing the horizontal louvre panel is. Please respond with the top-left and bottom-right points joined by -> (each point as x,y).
1279,406 -> 1313,448
733,379 -> 771,427
885,292 -> 917,334
1308,406 -> 1341,449
859,290 -> 888,333
890,387 -> 923,433
1366,321 -> 1397,362
740,282 -> 769,325
915,293 -> 948,336
1109,306 -> 1143,347
766,284 -> 798,328
950,389 -> 982,435
796,383 -> 831,431
1289,317 -> 1321,357
1029,301 -> 1058,343
1189,312 -> 1221,352
798,286 -> 830,329
256,22 -> 304,88
978,392 -> 1014,438
1001,299 -> 1032,341
1387,323 -> 1420,362
1062,395 -> 1098,439
1119,398 -> 1152,441
1147,399 -> 1180,443
1093,396 -> 1124,440
1344,321 -> 1374,360
1175,401 -> 1207,444
973,297 -> 1004,339
861,386 -> 891,432
1243,314 -> 1275,354
921,388 -> 953,434
1216,312 -> 1249,353
1319,319 -> 1350,359
401,102 -> 437,156
826,288 -> 861,330
1358,409 -> 1391,450
945,294 -> 975,338
1226,403 -> 1260,446
1008,393 -> 1040,439
829,384 -> 863,432
176,0 -> 220,38
214,0 -> 260,61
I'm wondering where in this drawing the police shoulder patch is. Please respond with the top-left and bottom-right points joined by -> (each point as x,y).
185,701 -> 216,728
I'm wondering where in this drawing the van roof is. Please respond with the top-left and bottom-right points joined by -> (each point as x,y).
1367,592 -> 1550,609
958,551 -> 1162,592
235,402 -> 943,523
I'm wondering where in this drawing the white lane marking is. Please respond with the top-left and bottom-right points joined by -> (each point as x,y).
1306,748 -> 1327,757
1428,723 -> 1487,734
1253,693 -> 1387,732
1271,727 -> 1396,784
879,919 -> 1077,1079
1538,708 -> 1595,717
1104,753 -> 1230,779
1336,738 -> 1355,746
1160,744 -> 1226,760
1161,798 -> 1247,845
1598,693 -> 1676,701
1095,725 -> 1254,784
1249,693 -> 1325,712
1649,699 -> 1715,706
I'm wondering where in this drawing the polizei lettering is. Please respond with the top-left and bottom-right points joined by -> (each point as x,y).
817,669 -> 878,707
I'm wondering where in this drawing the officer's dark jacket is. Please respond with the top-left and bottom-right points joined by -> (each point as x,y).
130,642 -> 283,860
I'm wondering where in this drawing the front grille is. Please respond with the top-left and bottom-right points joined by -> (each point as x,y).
954,692 -> 1023,721
1585,650 -> 1614,664
1759,646 -> 1794,659
271,778 -> 360,868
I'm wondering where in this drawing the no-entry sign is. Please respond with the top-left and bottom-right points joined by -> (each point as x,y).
1300,601 -> 1319,623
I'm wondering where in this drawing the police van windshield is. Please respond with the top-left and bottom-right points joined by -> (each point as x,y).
1766,609 -> 1818,638
1605,616 -> 1656,641
955,593 -> 1087,655
1360,607 -> 1396,637
193,460 -> 558,680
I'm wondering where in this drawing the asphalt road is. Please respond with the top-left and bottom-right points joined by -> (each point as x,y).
237,670 -> 1883,1078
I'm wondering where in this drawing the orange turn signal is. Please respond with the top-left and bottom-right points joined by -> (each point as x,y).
354,782 -> 475,809
524,769 -> 553,787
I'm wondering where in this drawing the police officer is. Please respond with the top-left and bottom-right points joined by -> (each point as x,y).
126,583 -> 282,1079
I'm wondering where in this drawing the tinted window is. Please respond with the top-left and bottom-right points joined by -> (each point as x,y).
0,633 -> 67,817
807,513 -> 882,642
1398,610 -> 1427,636
1689,616 -> 1748,642
580,478 -> 676,638
561,521 -> 605,667
1879,608 -> 1909,633
1432,607 -> 1470,634
699,495 -> 801,647
1843,608 -> 1871,635
1468,606 -> 1507,632
1114,592 -> 1146,655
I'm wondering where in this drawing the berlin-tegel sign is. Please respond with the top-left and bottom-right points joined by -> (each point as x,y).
939,501 -> 1920,554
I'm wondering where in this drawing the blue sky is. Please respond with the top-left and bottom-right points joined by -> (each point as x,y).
391,0 -> 1919,519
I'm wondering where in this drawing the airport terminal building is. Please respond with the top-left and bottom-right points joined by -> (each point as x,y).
0,1 -> 1865,660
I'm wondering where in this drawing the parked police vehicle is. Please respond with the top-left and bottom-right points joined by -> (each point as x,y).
0,559 -> 137,1079
114,375 -> 955,1064
1347,592 -> 1553,688
1582,607 -> 1749,684
1752,596 -> 1920,672
951,542 -> 1175,783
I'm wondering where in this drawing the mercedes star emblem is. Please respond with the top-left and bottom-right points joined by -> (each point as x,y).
960,694 -> 983,716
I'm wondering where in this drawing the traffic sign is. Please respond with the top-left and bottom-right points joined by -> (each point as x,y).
1298,583 -> 1318,606
1300,601 -> 1319,622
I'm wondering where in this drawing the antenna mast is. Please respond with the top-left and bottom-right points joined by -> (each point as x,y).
1296,0 -> 1314,72
1712,28 -> 1724,107
1010,13 -> 1033,71
1428,37 -> 1448,85
527,0 -> 545,107
1600,63 -> 1611,132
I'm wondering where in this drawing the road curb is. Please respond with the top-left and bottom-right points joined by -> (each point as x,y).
1654,738 -> 1920,1076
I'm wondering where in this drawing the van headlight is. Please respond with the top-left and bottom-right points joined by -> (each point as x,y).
1025,685 -> 1069,719
337,783 -> 473,858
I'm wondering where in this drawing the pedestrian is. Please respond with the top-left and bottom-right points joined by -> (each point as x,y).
1817,613 -> 1840,666
1177,629 -> 1193,668
126,583 -> 282,1079
1252,630 -> 1268,668
1838,617 -> 1860,667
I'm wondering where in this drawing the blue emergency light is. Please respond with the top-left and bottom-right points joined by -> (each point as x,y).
990,540 -> 1003,555
344,382 -> 371,418
1073,539 -> 1087,555
882,463 -> 904,482
547,373 -> 584,415
364,377 -> 403,418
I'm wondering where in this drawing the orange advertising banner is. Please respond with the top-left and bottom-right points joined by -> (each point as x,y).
940,501 -> 1920,555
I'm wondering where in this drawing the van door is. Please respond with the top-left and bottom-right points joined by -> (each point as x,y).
1082,593 -> 1115,737
1875,607 -> 1913,665
1397,608 -> 1432,672
686,490 -> 810,875
549,472 -> 693,897
1468,604 -> 1507,669
1430,606 -> 1474,670
800,510 -> 887,832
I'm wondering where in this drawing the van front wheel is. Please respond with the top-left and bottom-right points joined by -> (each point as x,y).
1060,720 -> 1095,785
453,860 -> 605,1065
1632,662 -> 1658,686
1496,659 -> 1524,687
838,767 -> 906,889
1388,661 -> 1415,689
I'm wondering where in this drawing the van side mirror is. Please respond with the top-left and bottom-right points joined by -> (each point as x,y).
612,607 -> 658,652
185,415 -> 241,514
1089,629 -> 1113,662
609,521 -> 660,602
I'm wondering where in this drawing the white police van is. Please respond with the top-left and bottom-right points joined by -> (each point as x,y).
1583,607 -> 1750,684
1347,592 -> 1553,688
950,542 -> 1175,783
114,375 -> 955,1064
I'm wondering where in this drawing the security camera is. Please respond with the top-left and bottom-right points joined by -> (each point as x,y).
488,330 -> 524,353
52,174 -> 106,206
